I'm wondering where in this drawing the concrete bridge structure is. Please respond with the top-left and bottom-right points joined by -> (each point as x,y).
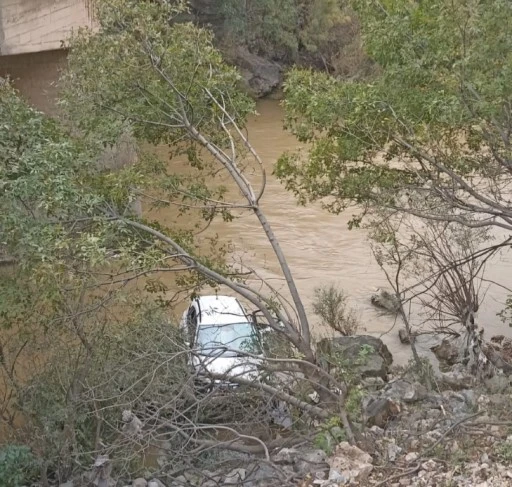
0,0 -> 95,113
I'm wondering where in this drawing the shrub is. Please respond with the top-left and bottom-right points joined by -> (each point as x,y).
313,284 -> 360,336
0,444 -> 39,487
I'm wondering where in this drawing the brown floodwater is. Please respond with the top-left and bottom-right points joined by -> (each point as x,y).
151,99 -> 512,365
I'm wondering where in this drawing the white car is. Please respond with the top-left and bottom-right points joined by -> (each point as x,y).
180,295 -> 264,387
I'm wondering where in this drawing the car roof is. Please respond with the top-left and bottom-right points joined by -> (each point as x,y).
195,295 -> 249,326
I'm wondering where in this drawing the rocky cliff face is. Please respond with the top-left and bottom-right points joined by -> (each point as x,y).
188,1 -> 282,98
226,47 -> 282,98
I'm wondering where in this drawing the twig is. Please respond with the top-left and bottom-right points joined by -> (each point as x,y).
374,462 -> 421,487
421,411 -> 484,457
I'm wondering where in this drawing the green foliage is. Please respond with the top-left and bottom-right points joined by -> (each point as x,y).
313,284 -> 360,336
345,385 -> 363,419
60,0 -> 256,239
10,306 -> 191,480
0,81 -> 101,263
0,445 -> 39,487
1,1 -> 259,469
279,0 -> 512,221
299,0 -> 358,75
0,0 -> 252,329
219,0 -> 355,68
357,344 -> 375,363
496,440 -> 512,462
220,0 -> 299,59
314,416 -> 346,454
62,0 -> 254,147
406,356 -> 436,386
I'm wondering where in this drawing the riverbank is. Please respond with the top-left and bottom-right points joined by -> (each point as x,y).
69,340 -> 512,487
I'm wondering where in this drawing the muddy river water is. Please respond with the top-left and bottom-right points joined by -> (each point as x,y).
152,99 -> 512,365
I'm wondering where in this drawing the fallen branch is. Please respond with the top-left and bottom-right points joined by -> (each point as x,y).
374,463 -> 421,487
420,411 -> 484,458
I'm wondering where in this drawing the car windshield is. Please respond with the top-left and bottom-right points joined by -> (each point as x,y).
196,322 -> 261,357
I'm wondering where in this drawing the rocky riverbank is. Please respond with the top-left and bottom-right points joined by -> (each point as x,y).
85,383 -> 512,487
64,336 -> 512,487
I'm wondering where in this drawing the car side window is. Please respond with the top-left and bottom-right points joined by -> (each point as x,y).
187,307 -> 198,346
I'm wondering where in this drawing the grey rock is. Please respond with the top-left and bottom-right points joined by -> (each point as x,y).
460,389 -> 477,407
384,379 -> 428,403
314,470 -> 327,480
229,47 -> 281,98
273,447 -> 329,476
484,375 -> 512,393
318,335 -> 393,380
369,425 -> 384,435
431,338 -> 460,367
405,452 -> 419,463
273,447 -> 299,464
301,449 -> 328,464
398,328 -> 412,344
328,468 -> 347,483
371,289 -> 400,313
426,408 -> 441,419
59,482 -> 74,487
362,377 -> 386,390
387,442 -> 402,462
224,468 -> 246,485
440,365 -> 475,390
132,479 -> 148,487
363,396 -> 401,428
171,475 -> 186,485
421,459 -> 438,471
405,451 -> 418,463
244,463 -> 282,486
296,449 -> 329,476
328,442 -> 373,484
148,480 -> 166,487
481,453 -> 490,464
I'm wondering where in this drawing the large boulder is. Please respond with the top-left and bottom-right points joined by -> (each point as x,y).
363,396 -> 401,428
484,336 -> 512,375
317,335 -> 393,380
228,47 -> 282,98
398,327 -> 413,344
328,442 -> 373,484
362,379 -> 427,428
383,379 -> 428,403
273,447 -> 329,477
440,364 -> 476,390
430,338 -> 460,367
370,289 -> 400,313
